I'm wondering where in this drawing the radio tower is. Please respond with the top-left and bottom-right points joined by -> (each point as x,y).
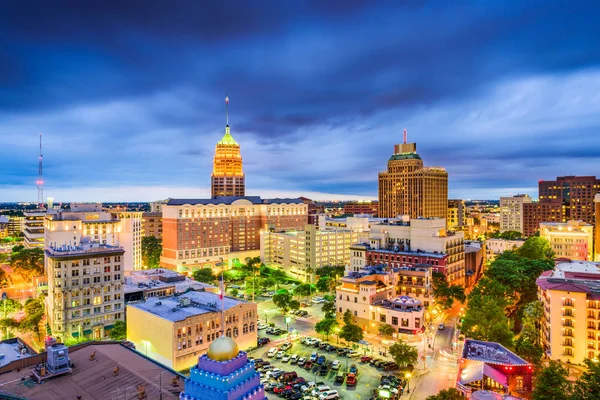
37,133 -> 44,209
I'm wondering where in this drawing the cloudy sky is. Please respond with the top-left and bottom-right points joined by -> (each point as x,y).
1,1 -> 599,202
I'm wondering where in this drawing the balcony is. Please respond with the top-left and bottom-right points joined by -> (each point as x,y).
563,311 -> 574,317
563,331 -> 574,337
562,342 -> 575,348
562,320 -> 574,327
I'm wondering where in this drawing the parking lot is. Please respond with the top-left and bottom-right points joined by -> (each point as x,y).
249,330 -> 406,400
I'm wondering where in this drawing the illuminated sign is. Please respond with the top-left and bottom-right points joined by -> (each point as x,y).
85,214 -> 100,220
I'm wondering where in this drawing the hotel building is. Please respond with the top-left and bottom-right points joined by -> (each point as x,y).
540,220 -> 594,261
378,132 -> 448,219
142,211 -> 163,239
499,195 -> 531,234
522,200 -> 564,237
126,291 -> 257,371
260,224 -> 358,282
161,197 -> 307,273
537,261 -> 600,364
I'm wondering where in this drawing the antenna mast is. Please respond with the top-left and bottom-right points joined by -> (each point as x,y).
403,128 -> 407,144
37,133 -> 44,208
225,95 -> 229,126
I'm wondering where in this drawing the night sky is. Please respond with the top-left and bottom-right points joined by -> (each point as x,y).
1,1 -> 600,202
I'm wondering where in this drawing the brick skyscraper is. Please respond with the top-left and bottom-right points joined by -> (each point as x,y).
378,129 -> 448,219
211,96 -> 245,197
538,176 -> 600,224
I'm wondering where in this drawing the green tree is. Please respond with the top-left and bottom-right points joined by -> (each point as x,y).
261,277 -> 276,291
339,324 -> 363,343
272,292 -> 292,313
322,300 -> 336,319
293,283 -> 312,299
141,236 -> 162,268
109,320 -> 127,340
343,309 -> 353,325
532,361 -> 571,400
432,272 -> 466,310
0,298 -> 23,315
515,300 -> 544,364
517,236 -> 554,260
378,324 -> 395,337
10,247 -> 44,280
316,277 -> 331,293
0,318 -> 19,340
426,388 -> 464,400
315,265 -> 345,278
570,358 -> 600,400
289,300 -> 300,312
389,340 -> 418,368
490,230 -> 523,240
230,288 -> 239,297
270,269 -> 288,289
192,268 -> 217,284
20,298 -> 44,341
315,318 -> 338,341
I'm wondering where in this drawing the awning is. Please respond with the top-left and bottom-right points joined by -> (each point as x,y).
104,324 -> 114,330
83,329 -> 92,335
459,361 -> 484,385
72,332 -> 79,338
483,364 -> 508,387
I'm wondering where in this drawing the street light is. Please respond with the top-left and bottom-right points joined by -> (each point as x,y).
405,372 -> 411,394
334,327 -> 340,344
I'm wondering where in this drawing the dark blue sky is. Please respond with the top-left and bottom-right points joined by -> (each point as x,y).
2,1 -> 600,202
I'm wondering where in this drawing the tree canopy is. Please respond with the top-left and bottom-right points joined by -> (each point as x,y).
389,340 -> 418,368
532,361 -> 570,400
339,309 -> 363,343
517,236 -> 554,260
141,236 -> 162,268
315,318 -> 338,340
322,300 -> 335,319
10,247 -> 44,280
315,265 -> 345,278
272,292 -> 293,313
192,268 -> 217,284
490,230 -> 523,240
432,272 -> 466,310
109,320 -> 127,340
426,388 -> 464,400
378,324 -> 395,337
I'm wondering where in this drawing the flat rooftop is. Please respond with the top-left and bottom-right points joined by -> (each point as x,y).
537,261 -> 600,295
462,339 -> 529,366
167,196 -> 304,206
362,244 -> 447,259
0,339 -> 35,368
124,269 -> 214,294
128,291 -> 247,322
0,343 -> 181,400
373,296 -> 422,311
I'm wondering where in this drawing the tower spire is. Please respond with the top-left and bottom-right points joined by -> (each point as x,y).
225,95 -> 229,126
37,133 -> 44,208
403,128 -> 407,144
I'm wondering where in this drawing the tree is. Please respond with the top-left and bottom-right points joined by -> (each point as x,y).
532,361 -> 570,400
426,388 -> 464,400
432,272 -> 466,310
389,340 -> 418,368
570,358 -> 600,400
343,309 -> 354,325
315,318 -> 338,340
10,247 -> 44,280
270,269 -> 288,289
0,318 -> 19,340
517,236 -> 554,260
289,300 -> 300,312
339,324 -> 363,343
109,320 -> 126,340
490,230 -> 523,240
192,268 -> 217,284
315,265 -> 345,278
322,300 -> 336,319
316,277 -> 331,294
141,236 -> 162,268
261,277 -> 276,290
378,324 -> 395,337
516,301 -> 544,365
293,283 -> 312,299
0,298 -> 23,315
230,288 -> 239,297
272,293 -> 292,313
20,298 -> 44,341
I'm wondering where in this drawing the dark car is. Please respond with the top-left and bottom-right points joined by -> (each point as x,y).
281,389 -> 295,398
297,310 -> 309,317
349,364 -> 358,374
384,362 -> 399,371
303,361 -> 313,370
258,337 -> 271,346
335,371 -> 346,383
325,345 -> 336,352
319,364 -> 329,376
317,355 -> 326,365
336,348 -> 348,356
318,342 -> 328,350
280,371 -> 298,383
265,382 -> 279,392
374,360 -> 387,368
291,377 -> 306,386
361,356 -> 372,362
290,392 -> 304,400
369,358 -> 381,365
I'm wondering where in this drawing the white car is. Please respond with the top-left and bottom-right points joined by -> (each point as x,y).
267,347 -> 278,358
281,354 -> 291,363
331,360 -> 341,370
346,350 -> 360,358
276,351 -> 285,359
266,368 -> 283,378
257,323 -> 268,330
301,382 -> 317,393
319,390 -> 340,400
290,354 -> 299,364
311,385 -> 331,396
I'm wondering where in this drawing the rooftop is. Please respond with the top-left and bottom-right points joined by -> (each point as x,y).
124,269 -> 214,294
0,343 -> 182,400
360,243 -> 447,258
373,296 -> 423,311
462,339 -> 530,366
0,338 -> 35,368
45,242 -> 124,258
536,261 -> 600,295
128,291 -> 247,322
166,196 -> 304,206
389,152 -> 422,161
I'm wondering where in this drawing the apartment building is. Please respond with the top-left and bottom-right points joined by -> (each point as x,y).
343,201 -> 378,216
485,238 -> 525,262
260,224 -> 358,282
522,200 -> 563,237
540,220 -> 594,261
45,242 -> 125,341
24,210 -> 49,248
126,291 -> 257,371
499,195 -> 531,233
537,261 -> 600,364
142,211 -> 163,239
124,268 -> 215,303
161,197 -> 307,273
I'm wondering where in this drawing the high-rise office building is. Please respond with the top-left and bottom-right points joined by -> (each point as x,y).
539,176 -> 600,224
595,194 -> 600,262
378,130 -> 447,219
500,195 -> 531,233
522,200 -> 563,237
211,97 -> 245,197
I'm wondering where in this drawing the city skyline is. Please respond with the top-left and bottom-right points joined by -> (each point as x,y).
2,2 -> 600,202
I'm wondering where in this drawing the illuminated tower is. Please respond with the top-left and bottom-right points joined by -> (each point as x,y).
211,96 -> 245,197
37,133 -> 44,208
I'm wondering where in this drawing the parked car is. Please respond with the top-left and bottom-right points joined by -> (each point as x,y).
335,370 -> 346,383
280,371 -> 298,383
310,352 -> 319,362
282,354 -> 291,363
361,356 -> 372,362
336,348 -> 348,356
297,357 -> 307,366
325,345 -> 336,352
318,342 -> 328,350
277,351 -> 285,359
265,382 -> 280,392
274,385 -> 292,394
349,364 -> 358,374
311,297 -> 325,304
383,362 -> 399,371
331,360 -> 341,370
300,302 -> 310,308
297,310 -> 309,317
267,347 -> 278,358
319,364 -> 329,376
319,390 -> 340,400
290,354 -> 299,364
303,361 -> 313,370
317,355 -> 326,365
346,350 -> 360,358
257,323 -> 268,330
369,358 -> 381,365
281,342 -> 293,351
258,337 -> 271,346
291,377 -> 306,386
346,373 -> 357,386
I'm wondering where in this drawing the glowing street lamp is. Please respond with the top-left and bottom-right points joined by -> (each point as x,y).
405,372 -> 412,393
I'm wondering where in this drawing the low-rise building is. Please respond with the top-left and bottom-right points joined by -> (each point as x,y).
7,216 -> 24,235
261,224 -> 358,282
540,220 -> 594,261
537,261 -> 600,364
456,339 -> 533,398
126,291 -> 257,371
486,238 -> 525,261
343,201 -> 378,216
124,268 -> 215,303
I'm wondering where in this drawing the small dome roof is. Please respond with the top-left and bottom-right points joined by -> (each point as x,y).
207,336 -> 239,361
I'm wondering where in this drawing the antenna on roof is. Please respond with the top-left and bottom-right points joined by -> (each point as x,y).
403,128 -> 407,144
225,95 -> 229,126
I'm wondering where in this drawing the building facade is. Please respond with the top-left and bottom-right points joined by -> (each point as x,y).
142,211 -> 163,239
522,200 -> 564,237
378,135 -> 448,219
539,176 -> 600,224
24,210 -> 48,248
499,195 -> 531,233
540,220 -> 594,261
260,224 -> 358,282
45,204 -> 142,272
161,197 -> 307,273
45,243 -> 125,342
447,199 -> 466,230
7,216 -> 24,236
537,261 -> 600,364
211,116 -> 245,197
344,201 -> 379,216
596,194 -> 600,262
126,291 -> 257,371
485,238 -> 525,262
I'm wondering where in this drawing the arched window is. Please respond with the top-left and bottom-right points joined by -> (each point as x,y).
233,327 -> 239,337
226,328 -> 232,337
243,324 -> 248,334
249,323 -> 255,332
